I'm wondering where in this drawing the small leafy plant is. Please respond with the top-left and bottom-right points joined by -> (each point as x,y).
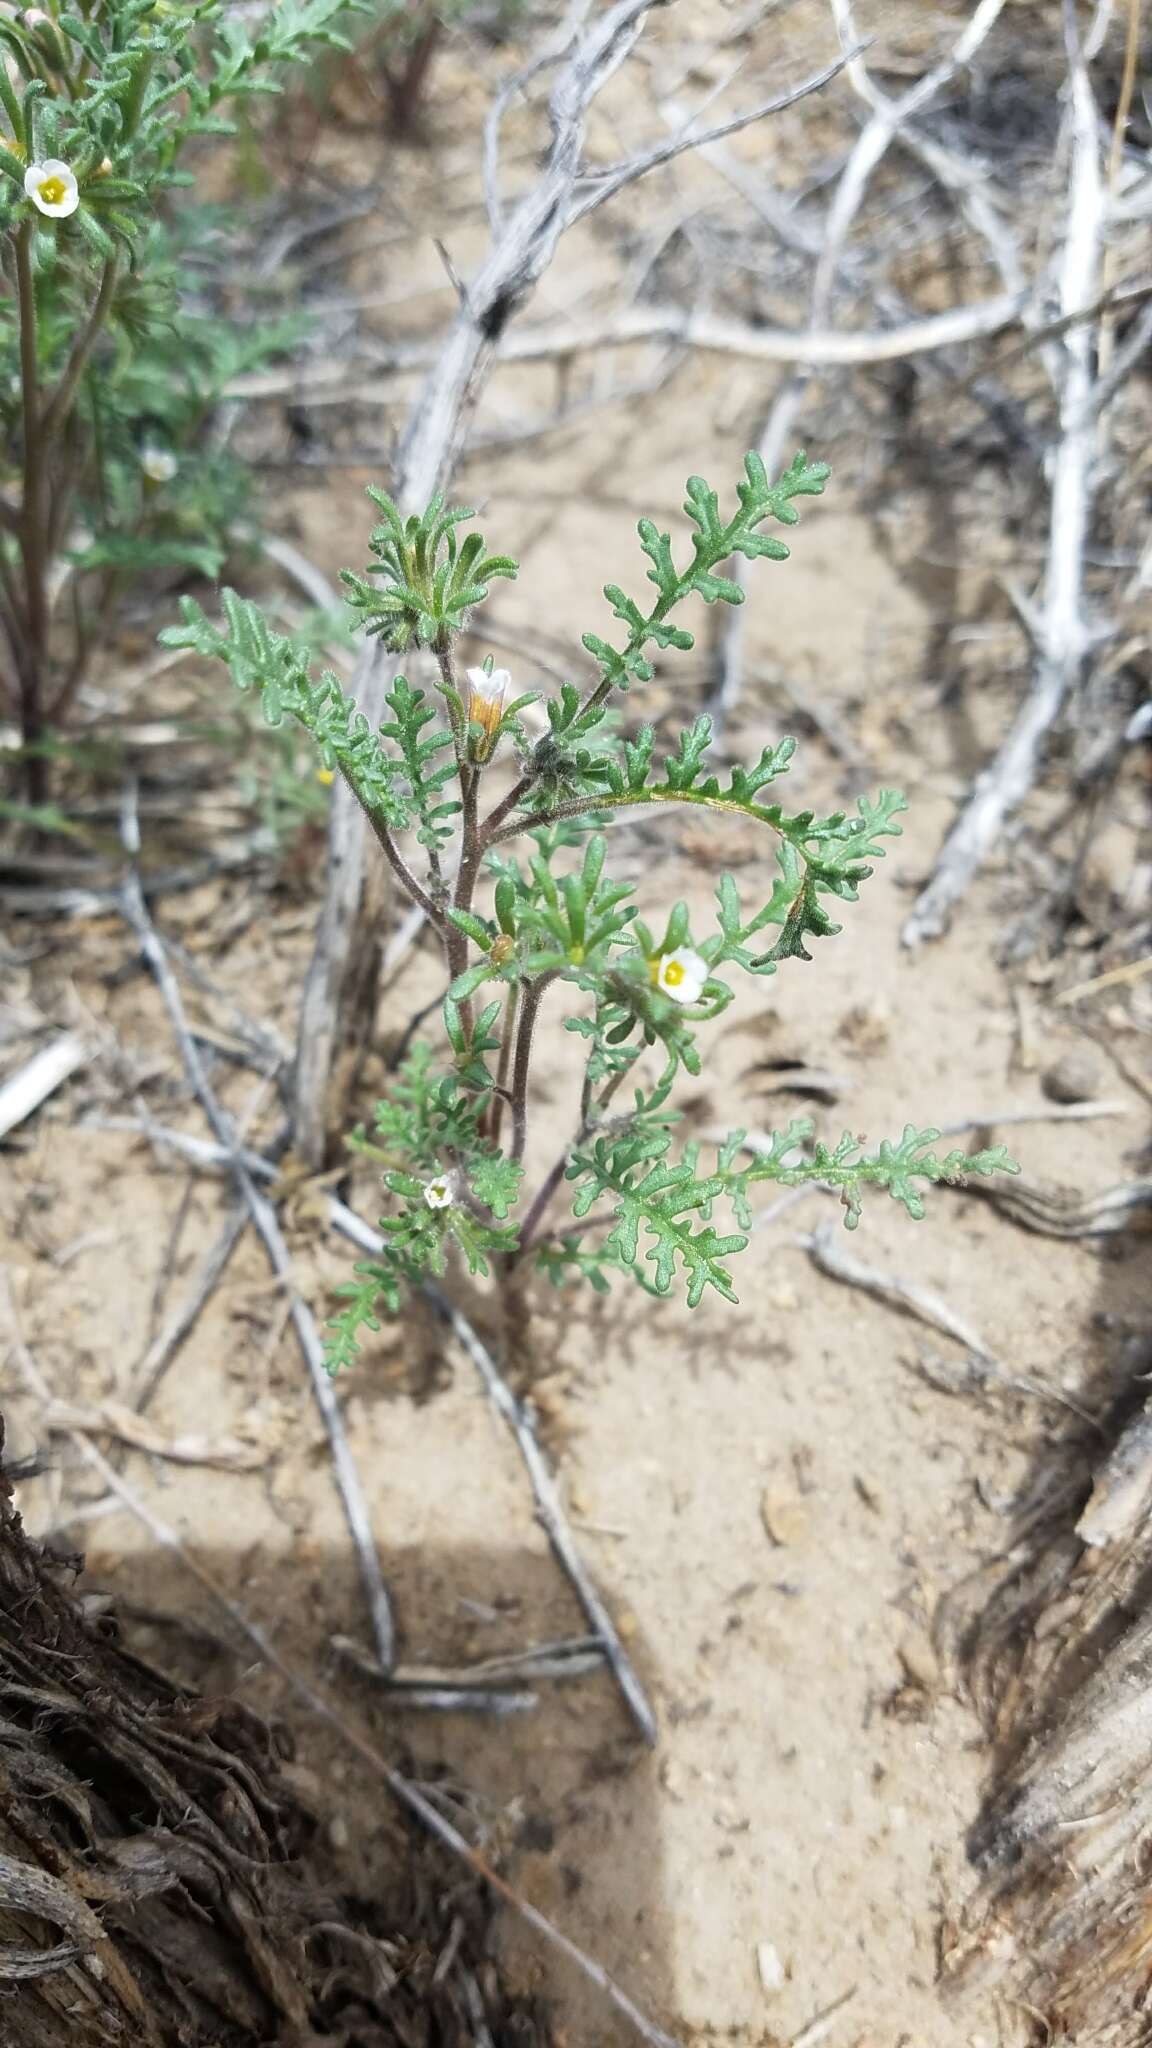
0,0 -> 367,796
166,452 -> 1017,1370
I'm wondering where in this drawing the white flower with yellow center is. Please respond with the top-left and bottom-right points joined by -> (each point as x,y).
24,158 -> 79,219
422,1173 -> 454,1211
465,663 -> 510,758
653,946 -> 708,1005
140,445 -> 178,484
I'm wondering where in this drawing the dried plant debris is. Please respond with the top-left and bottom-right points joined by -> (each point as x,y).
0,1416 -> 550,2048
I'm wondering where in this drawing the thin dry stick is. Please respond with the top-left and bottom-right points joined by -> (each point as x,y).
320,1194 -> 654,1739
1096,0 -> 1142,377
129,1205 -> 249,1410
115,788 -> 396,1675
801,1219 -> 1094,1417
2,1289 -> 679,2048
934,1100 -> 1131,1135
233,292 -> 1024,406
0,1033 -> 91,1141
903,23 -> 1108,944
709,0 -> 1009,734
424,1281 -> 659,1747
83,1109 -> 652,1738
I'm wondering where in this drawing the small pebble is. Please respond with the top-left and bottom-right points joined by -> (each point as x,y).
760,1486 -> 809,1548
896,1635 -> 939,1690
756,1940 -> 786,1994
1041,1049 -> 1102,1104
764,1279 -> 799,1312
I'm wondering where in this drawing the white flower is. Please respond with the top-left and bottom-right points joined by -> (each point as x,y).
465,663 -> 510,758
422,1173 -> 454,1211
140,444 -> 178,484
24,158 -> 79,219
654,945 -> 708,1005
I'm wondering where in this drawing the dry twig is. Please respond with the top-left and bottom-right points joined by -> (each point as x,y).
425,1280 -> 659,1747
710,0 -> 1009,734
0,1031 -> 90,1141
115,787 -> 396,1675
904,18 -> 1110,942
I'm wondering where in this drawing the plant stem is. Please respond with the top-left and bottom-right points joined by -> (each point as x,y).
436,637 -> 476,982
509,975 -> 553,1163
487,978 -> 521,1146
519,1058 -> 634,1259
15,222 -> 48,801
516,1148 -> 572,1254
381,17 -> 442,138
338,771 -> 443,930
479,770 -> 535,844
40,254 -> 119,442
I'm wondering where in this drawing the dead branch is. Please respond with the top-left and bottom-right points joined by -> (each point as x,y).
292,0 -> 655,1165
327,1194 -> 656,1741
115,788 -> 396,1676
230,291 -> 1025,407
425,1280 -> 660,1748
41,1398 -> 268,1471
0,1033 -> 90,1140
903,23 -> 1109,943
710,0 -> 1010,734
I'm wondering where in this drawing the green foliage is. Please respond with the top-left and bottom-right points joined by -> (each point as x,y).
341,491 -> 518,653
162,590 -> 410,828
180,457 -> 1018,1366
581,451 -> 829,691
0,0 -> 370,776
326,1047 -> 523,1370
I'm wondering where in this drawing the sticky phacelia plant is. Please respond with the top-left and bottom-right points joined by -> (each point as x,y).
165,452 -> 1017,1369
0,0 -> 367,797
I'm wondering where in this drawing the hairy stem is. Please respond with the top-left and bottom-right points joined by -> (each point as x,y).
516,1149 -> 571,1256
509,975 -> 553,1164
436,638 -> 476,981
521,1054 -> 635,1259
15,223 -> 48,800
488,978 -> 521,1147
338,770 -> 443,932
479,770 -> 535,844
40,254 -> 119,442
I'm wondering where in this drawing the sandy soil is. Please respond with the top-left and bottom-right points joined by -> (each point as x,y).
3,6 -> 1151,2046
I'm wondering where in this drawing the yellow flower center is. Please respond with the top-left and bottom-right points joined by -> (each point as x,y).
663,959 -> 685,988
37,175 -> 67,207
